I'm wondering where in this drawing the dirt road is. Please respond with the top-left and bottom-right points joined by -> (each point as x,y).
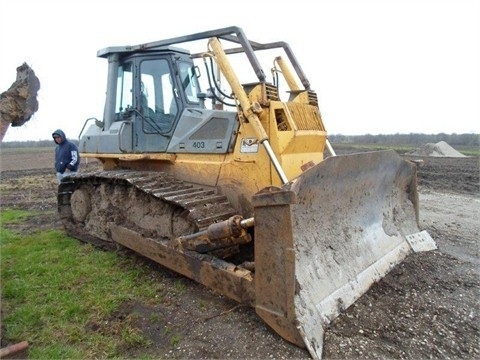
1,148 -> 479,359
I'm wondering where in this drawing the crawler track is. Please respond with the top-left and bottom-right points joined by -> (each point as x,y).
57,170 -> 238,251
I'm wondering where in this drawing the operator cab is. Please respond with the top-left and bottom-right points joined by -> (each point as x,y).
79,45 -> 238,154
115,49 -> 202,133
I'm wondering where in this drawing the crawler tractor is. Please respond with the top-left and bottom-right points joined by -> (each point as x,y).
57,26 -> 436,359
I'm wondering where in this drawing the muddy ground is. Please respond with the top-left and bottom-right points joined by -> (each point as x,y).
0,147 -> 479,359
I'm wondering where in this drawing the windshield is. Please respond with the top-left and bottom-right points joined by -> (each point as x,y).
178,61 -> 200,103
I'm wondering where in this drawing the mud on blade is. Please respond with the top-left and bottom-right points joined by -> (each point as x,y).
253,150 -> 436,359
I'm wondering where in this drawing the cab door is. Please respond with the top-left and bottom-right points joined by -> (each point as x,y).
133,57 -> 177,152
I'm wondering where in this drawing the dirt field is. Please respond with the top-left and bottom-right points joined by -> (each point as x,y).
1,147 -> 479,359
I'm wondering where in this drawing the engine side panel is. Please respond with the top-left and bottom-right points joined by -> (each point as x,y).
168,108 -> 238,153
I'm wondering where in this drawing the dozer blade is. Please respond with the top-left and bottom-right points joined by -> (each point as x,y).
253,150 -> 436,360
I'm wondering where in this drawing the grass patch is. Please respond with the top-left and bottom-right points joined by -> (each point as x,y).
329,143 -> 417,154
0,209 -> 164,358
173,279 -> 187,294
0,209 -> 37,224
456,146 -> 480,156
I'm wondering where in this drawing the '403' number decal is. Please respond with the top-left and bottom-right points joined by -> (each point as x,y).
192,141 -> 205,148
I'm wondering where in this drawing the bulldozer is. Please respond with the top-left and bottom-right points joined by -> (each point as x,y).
57,26 -> 436,359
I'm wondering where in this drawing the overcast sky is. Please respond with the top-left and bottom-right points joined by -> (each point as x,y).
1,0 -> 479,142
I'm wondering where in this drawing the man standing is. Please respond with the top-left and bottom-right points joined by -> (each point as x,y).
52,129 -> 80,183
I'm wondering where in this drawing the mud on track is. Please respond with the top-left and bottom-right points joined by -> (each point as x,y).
1,148 -> 479,359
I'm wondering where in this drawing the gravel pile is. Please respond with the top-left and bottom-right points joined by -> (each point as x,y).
406,141 -> 466,157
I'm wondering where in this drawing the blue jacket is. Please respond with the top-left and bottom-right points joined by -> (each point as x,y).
52,129 -> 80,173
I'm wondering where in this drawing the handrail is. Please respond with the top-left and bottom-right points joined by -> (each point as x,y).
118,121 -> 130,153
78,117 -> 98,140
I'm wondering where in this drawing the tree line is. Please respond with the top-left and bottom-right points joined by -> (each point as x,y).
0,133 -> 478,149
328,133 -> 479,147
